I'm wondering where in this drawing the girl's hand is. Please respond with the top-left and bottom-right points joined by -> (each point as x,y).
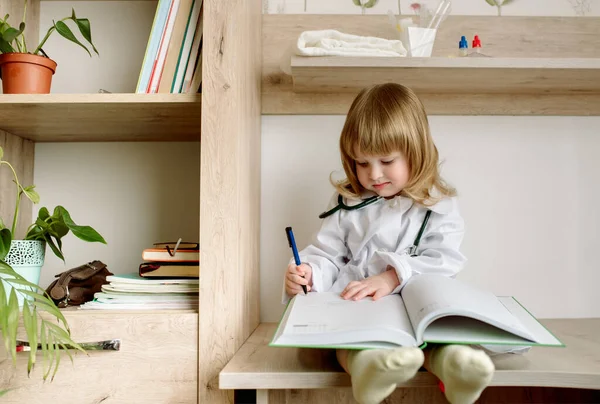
341,266 -> 400,301
285,263 -> 313,296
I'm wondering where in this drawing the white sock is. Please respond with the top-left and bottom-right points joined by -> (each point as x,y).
347,347 -> 424,404
429,345 -> 494,404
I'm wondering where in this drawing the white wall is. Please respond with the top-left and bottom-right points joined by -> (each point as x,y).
35,142 -> 200,289
261,116 -> 600,322
39,1 -> 157,93
35,1 -> 199,289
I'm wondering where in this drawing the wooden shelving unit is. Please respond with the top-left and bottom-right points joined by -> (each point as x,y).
0,93 -> 201,142
290,56 -> 600,95
1,0 -> 262,403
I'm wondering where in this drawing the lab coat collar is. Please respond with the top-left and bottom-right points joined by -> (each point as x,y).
356,190 -> 453,215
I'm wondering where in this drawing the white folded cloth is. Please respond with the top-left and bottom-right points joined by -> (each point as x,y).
295,29 -> 407,57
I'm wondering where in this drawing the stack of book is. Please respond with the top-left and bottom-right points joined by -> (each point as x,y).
78,241 -> 200,310
79,273 -> 199,310
136,0 -> 203,93
139,241 -> 200,278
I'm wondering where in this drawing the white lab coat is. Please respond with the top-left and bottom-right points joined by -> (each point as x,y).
283,191 -> 466,304
281,193 -> 530,355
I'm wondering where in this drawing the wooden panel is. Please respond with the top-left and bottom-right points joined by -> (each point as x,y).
199,0 -> 262,403
0,130 -> 34,239
262,15 -> 600,115
0,94 -> 201,142
0,0 -> 39,62
220,320 -> 600,390
265,387 -> 600,404
291,56 -> 600,94
0,310 -> 198,403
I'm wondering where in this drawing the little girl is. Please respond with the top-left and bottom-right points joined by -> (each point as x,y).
284,83 -> 494,404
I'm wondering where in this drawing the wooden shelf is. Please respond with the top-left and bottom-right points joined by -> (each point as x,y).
263,15 -> 600,115
221,319 -> 600,390
0,93 -> 201,142
291,56 -> 600,95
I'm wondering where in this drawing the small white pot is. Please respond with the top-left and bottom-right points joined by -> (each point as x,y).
2,240 -> 46,306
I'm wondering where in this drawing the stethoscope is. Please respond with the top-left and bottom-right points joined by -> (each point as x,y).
318,194 -> 432,256
319,194 -> 381,219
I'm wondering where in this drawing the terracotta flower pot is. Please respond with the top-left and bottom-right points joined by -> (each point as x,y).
0,53 -> 57,94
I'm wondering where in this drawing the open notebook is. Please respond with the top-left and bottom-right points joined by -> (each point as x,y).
271,274 -> 563,350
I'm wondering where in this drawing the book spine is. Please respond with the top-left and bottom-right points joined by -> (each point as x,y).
172,0 -> 203,93
148,0 -> 182,94
136,0 -> 171,93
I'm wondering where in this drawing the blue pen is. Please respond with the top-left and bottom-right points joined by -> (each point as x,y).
285,226 -> 308,295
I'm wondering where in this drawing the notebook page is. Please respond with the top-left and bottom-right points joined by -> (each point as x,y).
271,292 -> 417,348
401,274 -> 533,344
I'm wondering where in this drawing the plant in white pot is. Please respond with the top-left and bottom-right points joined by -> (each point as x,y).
0,145 -> 106,391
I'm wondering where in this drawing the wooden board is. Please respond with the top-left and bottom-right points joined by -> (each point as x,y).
262,15 -> 600,115
0,94 -> 201,142
0,130 -> 34,239
220,319 -> 600,390
260,386 -> 600,404
199,0 -> 262,403
291,56 -> 600,94
0,310 -> 198,403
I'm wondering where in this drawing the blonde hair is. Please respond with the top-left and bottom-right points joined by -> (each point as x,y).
333,83 -> 455,206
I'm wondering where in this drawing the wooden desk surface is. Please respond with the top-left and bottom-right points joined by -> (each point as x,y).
220,319 -> 600,390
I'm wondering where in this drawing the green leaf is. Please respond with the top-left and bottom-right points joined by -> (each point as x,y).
0,37 -> 15,53
0,146 -> 3,160
22,301 -> 38,375
362,0 -> 378,8
45,234 -> 65,262
352,0 -> 361,5
485,0 -> 497,5
22,185 -> 40,204
0,228 -> 12,260
0,280 -> 8,354
5,278 -> 44,293
54,20 -> 91,57
39,207 -> 50,221
71,15 -> 98,56
55,206 -> 106,244
46,322 -> 84,353
0,260 -> 19,276
501,0 -> 514,4
2,27 -> 22,43
49,218 -> 69,239
7,288 -> 19,364
60,342 -> 75,364
51,341 -> 61,381
41,322 -> 54,380
27,293 -> 70,329
24,225 -> 43,241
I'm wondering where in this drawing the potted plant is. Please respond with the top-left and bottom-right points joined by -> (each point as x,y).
0,145 -> 106,391
0,1 -> 98,94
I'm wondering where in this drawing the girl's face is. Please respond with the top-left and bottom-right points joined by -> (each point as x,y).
354,150 -> 409,198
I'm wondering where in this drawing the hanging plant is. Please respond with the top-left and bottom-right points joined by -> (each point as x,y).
352,0 -> 379,15
485,0 -> 514,16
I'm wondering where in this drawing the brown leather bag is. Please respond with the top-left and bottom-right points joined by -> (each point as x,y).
46,261 -> 113,307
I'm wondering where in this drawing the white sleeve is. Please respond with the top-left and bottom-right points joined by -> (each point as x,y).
367,199 -> 466,294
281,193 -> 349,303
